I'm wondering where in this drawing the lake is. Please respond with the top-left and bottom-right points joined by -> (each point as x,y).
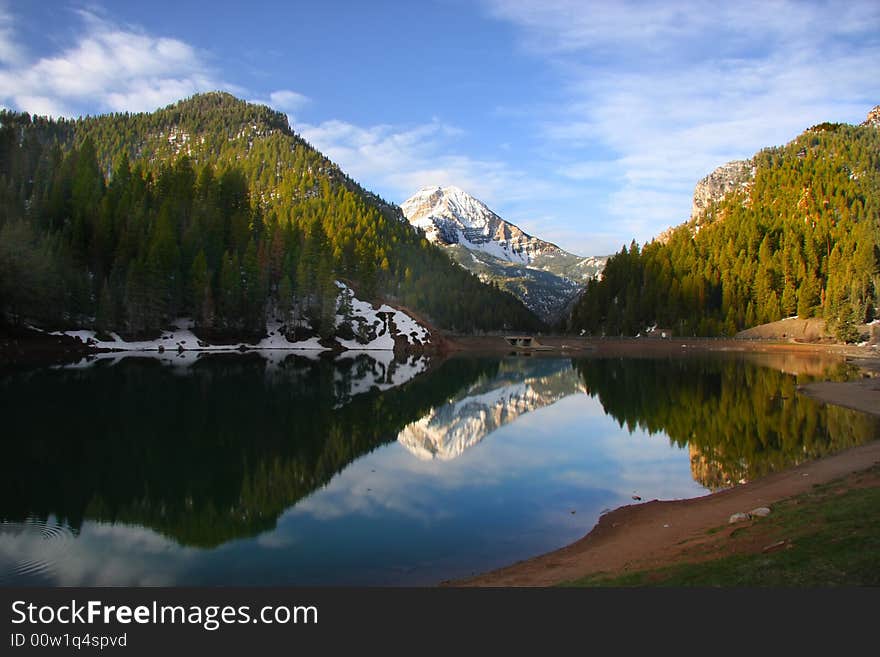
0,349 -> 876,585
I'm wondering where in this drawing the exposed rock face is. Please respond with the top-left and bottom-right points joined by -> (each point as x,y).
654,158 -> 756,244
690,159 -> 755,223
654,104 -> 877,246
689,443 -> 741,491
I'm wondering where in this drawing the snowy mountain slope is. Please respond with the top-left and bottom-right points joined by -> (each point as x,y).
402,185 -> 536,263
400,186 -> 605,322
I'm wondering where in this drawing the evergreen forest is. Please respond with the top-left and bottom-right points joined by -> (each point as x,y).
0,92 -> 542,340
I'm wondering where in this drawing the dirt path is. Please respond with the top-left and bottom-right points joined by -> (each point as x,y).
453,436 -> 880,587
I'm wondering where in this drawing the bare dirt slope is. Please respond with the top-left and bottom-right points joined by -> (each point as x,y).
735,318 -> 830,341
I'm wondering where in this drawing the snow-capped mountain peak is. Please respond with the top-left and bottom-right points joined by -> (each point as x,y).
400,185 -> 606,322
403,184 -> 500,230
401,185 -> 533,264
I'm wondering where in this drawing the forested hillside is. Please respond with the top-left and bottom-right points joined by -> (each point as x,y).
0,92 -> 542,339
569,117 -> 880,341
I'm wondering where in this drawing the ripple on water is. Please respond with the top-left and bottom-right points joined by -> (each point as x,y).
0,516 -> 76,584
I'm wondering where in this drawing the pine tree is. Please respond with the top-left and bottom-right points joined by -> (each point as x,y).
95,279 -> 115,336
241,239 -> 265,336
278,274 -> 293,329
190,250 -> 211,330
218,251 -> 241,333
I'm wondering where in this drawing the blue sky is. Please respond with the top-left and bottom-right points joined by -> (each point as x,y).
1,0 -> 878,255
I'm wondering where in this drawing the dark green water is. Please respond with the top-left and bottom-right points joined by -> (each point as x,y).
0,350 -> 875,585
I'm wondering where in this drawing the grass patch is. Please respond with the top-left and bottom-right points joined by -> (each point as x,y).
565,470 -> 880,587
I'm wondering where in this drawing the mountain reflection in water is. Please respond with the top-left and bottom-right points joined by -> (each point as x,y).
397,359 -> 586,460
0,351 -> 875,585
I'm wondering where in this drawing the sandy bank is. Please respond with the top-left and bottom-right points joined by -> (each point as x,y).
800,378 -> 880,417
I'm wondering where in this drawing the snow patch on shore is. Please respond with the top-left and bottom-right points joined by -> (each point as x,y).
50,282 -> 431,354
334,282 -> 430,350
52,320 -> 328,353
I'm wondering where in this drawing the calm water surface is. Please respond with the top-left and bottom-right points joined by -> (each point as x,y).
0,350 -> 876,585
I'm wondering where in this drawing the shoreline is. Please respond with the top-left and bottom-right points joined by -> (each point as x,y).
799,378 -> 880,417
449,352 -> 880,587
5,321 -> 878,363
0,323 -> 449,370
443,332 -> 879,359
450,440 -> 880,587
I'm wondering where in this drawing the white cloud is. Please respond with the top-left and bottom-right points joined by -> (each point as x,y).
483,0 -> 880,244
268,89 -> 309,111
561,49 -> 879,239
9,94 -> 71,119
299,117 -> 545,207
248,89 -> 311,125
248,89 -> 311,128
0,9 -> 230,117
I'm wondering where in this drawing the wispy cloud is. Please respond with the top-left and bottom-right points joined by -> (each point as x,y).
0,9 -> 231,117
267,89 -> 309,112
249,89 -> 311,116
484,0 -> 880,243
485,0 -> 878,61
298,117 -> 550,207
300,112 -> 634,254
0,2 -> 21,67
249,88 -> 311,125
